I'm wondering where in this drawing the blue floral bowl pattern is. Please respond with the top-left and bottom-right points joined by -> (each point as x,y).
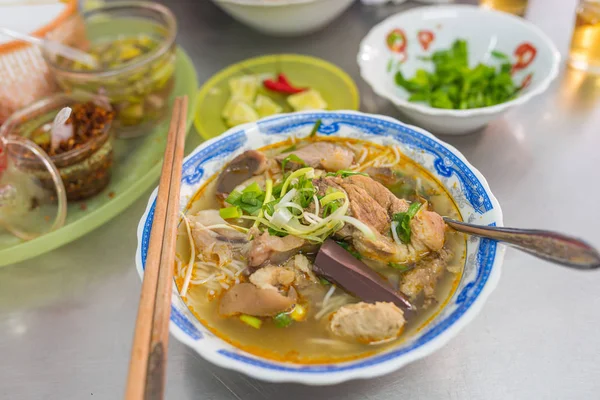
135,110 -> 504,385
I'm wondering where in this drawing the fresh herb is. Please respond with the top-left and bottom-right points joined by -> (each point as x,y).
281,154 -> 306,171
335,240 -> 362,260
273,312 -> 293,328
491,50 -> 509,60
219,206 -> 242,219
394,39 -> 519,110
388,262 -> 415,273
325,170 -> 369,178
387,58 -> 394,73
239,314 -> 262,329
226,182 -> 265,215
392,202 -> 422,244
309,119 -> 322,138
292,174 -> 316,208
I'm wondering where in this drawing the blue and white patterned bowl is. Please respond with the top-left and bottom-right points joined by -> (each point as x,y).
135,110 -> 504,385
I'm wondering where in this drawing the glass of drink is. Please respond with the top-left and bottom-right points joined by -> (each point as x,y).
569,0 -> 600,73
480,0 -> 529,17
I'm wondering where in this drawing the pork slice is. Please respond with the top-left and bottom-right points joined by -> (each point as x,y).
411,209 -> 446,252
338,182 -> 390,234
276,142 -> 354,172
216,150 -> 268,201
249,265 -> 296,291
345,174 -> 409,215
400,250 -> 451,305
190,210 -> 248,266
219,283 -> 295,317
329,302 -> 405,344
248,230 -> 314,267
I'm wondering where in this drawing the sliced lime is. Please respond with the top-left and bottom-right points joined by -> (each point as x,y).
229,75 -> 259,102
226,101 -> 259,127
254,94 -> 282,117
287,89 -> 328,111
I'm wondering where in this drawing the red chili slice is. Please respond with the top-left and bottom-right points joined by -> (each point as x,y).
418,30 -> 435,51
512,42 -> 537,73
386,29 -> 407,53
263,73 -> 307,94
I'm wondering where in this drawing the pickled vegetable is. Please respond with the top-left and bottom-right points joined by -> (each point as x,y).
55,34 -> 176,136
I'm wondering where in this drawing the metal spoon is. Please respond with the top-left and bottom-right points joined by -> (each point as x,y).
0,27 -> 98,68
444,218 -> 600,270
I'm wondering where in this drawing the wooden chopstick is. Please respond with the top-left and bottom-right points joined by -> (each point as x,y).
125,96 -> 188,400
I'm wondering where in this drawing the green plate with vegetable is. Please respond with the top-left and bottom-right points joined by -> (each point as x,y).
0,47 -> 198,267
194,54 -> 360,140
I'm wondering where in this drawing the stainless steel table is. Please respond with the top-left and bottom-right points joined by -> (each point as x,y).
2,0 -> 599,399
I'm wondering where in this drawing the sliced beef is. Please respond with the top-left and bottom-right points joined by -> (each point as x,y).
249,265 -> 296,291
411,208 -> 446,251
219,283 -> 295,317
216,150 -> 268,201
248,230 -> 315,267
400,250 -> 451,305
190,210 -> 248,266
315,176 -> 390,235
329,302 -> 405,344
345,174 -> 409,215
276,142 -> 354,172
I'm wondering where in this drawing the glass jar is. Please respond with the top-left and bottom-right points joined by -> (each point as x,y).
0,92 -> 114,201
0,136 -> 67,241
42,1 -> 178,138
569,0 -> 600,73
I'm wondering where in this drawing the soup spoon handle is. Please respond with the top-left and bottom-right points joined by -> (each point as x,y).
443,218 -> 600,270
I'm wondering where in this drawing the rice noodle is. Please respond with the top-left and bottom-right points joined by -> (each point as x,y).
322,285 -> 336,308
180,213 -> 196,297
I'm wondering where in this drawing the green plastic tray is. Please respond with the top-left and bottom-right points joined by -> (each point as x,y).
0,47 -> 198,267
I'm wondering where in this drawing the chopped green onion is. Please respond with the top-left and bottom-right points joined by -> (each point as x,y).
322,201 -> 340,218
273,312 -> 293,328
280,167 -> 314,196
309,119 -> 322,137
268,227 -> 288,237
325,170 -> 369,178
219,206 -> 242,219
225,190 -> 242,205
240,314 -> 262,329
281,144 -> 297,153
243,182 -> 263,195
319,277 -> 331,285
388,262 -> 414,273
320,191 -> 346,206
281,154 -> 306,171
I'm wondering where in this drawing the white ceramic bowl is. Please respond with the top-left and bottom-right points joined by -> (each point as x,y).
358,5 -> 561,135
212,0 -> 355,37
135,110 -> 505,384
